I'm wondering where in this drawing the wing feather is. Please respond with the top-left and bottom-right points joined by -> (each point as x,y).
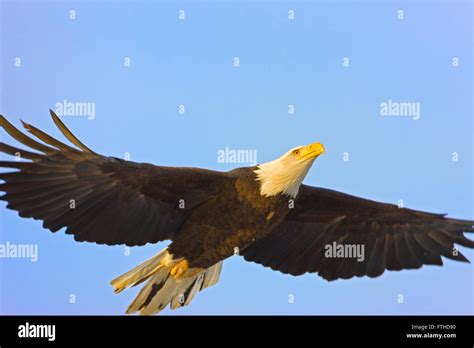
243,185 -> 473,280
0,112 -> 229,246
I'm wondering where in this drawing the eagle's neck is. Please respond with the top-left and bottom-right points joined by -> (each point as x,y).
253,157 -> 313,198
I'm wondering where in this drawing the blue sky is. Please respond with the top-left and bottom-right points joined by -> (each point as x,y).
0,0 -> 472,315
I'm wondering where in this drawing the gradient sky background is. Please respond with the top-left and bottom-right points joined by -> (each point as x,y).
0,0 -> 472,315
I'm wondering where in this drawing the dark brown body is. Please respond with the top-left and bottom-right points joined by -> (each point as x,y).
169,167 -> 291,268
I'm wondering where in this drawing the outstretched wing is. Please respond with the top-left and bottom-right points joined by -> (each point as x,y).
242,184 -> 474,280
0,111 -> 228,246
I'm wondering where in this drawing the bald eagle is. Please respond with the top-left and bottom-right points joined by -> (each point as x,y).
0,111 -> 473,315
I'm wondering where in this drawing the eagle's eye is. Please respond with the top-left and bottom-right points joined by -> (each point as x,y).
292,150 -> 300,156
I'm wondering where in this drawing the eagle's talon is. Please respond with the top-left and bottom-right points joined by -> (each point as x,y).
170,259 -> 189,279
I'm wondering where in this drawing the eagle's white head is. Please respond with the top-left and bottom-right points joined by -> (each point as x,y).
254,142 -> 325,198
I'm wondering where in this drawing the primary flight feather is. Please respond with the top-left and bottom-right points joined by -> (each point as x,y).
0,111 -> 473,314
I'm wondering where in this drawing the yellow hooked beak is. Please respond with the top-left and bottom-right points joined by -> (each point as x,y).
300,142 -> 325,161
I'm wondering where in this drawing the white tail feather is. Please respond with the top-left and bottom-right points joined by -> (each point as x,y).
111,248 -> 223,315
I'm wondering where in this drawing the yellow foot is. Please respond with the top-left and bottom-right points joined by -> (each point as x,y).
170,259 -> 189,279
